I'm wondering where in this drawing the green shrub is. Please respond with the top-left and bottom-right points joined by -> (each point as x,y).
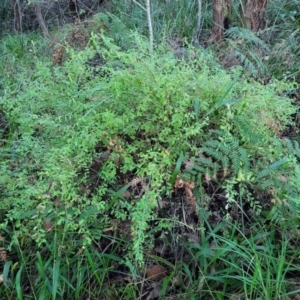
0,32 -> 299,269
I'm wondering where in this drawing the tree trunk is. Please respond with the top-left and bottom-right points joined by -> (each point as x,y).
145,0 -> 153,53
209,0 -> 232,42
12,0 -> 23,32
242,0 -> 268,32
34,2 -> 50,38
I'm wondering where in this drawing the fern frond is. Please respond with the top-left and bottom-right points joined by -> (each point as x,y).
229,150 -> 240,173
233,115 -> 263,143
186,137 -> 250,180
283,138 -> 300,159
234,49 -> 258,75
194,156 -> 212,168
260,178 -> 274,190
226,27 -> 269,51
221,155 -> 230,172
200,146 -> 222,162
238,148 -> 250,170
284,137 -> 294,152
256,157 -> 289,180
191,164 -> 207,174
247,49 -> 268,74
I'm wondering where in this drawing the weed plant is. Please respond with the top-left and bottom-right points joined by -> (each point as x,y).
0,24 -> 300,298
169,218 -> 300,299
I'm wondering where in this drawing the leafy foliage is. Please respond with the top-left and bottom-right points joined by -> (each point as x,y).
1,31 -> 298,254
1,4 -> 300,297
186,135 -> 250,179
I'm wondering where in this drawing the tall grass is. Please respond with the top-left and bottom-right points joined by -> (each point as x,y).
110,0 -> 212,41
156,219 -> 300,299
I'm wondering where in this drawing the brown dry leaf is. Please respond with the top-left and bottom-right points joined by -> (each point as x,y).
174,176 -> 184,192
145,283 -> 161,300
261,111 -> 282,135
104,219 -> 119,232
67,19 -> 89,48
108,136 -> 118,150
118,220 -> 132,237
164,150 -> 170,156
114,144 -> 124,156
265,118 -> 280,134
174,176 -> 197,211
187,233 -> 200,245
271,198 -> 283,205
0,274 -> 3,284
184,182 -> 196,190
37,205 -> 46,211
103,226 -> 115,232
146,265 -> 166,281
52,45 -> 64,66
278,175 -> 288,183
130,177 -> 143,187
222,167 -> 228,178
157,199 -> 167,209
0,248 -> 7,262
184,181 -> 196,209
204,172 -> 211,183
122,190 -> 131,199
184,160 -> 194,170
189,50 -> 196,58
43,219 -> 53,232
76,246 -> 85,255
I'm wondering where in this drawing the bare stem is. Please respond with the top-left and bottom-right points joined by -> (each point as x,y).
145,0 -> 153,53
132,0 -> 146,11
133,0 -> 153,53
193,0 -> 202,45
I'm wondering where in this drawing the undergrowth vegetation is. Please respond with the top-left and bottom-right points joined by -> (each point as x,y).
1,2 -> 300,299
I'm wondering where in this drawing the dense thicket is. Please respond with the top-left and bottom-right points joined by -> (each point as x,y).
1,1 -> 300,299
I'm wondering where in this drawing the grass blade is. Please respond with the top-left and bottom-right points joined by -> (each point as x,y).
16,265 -> 23,300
